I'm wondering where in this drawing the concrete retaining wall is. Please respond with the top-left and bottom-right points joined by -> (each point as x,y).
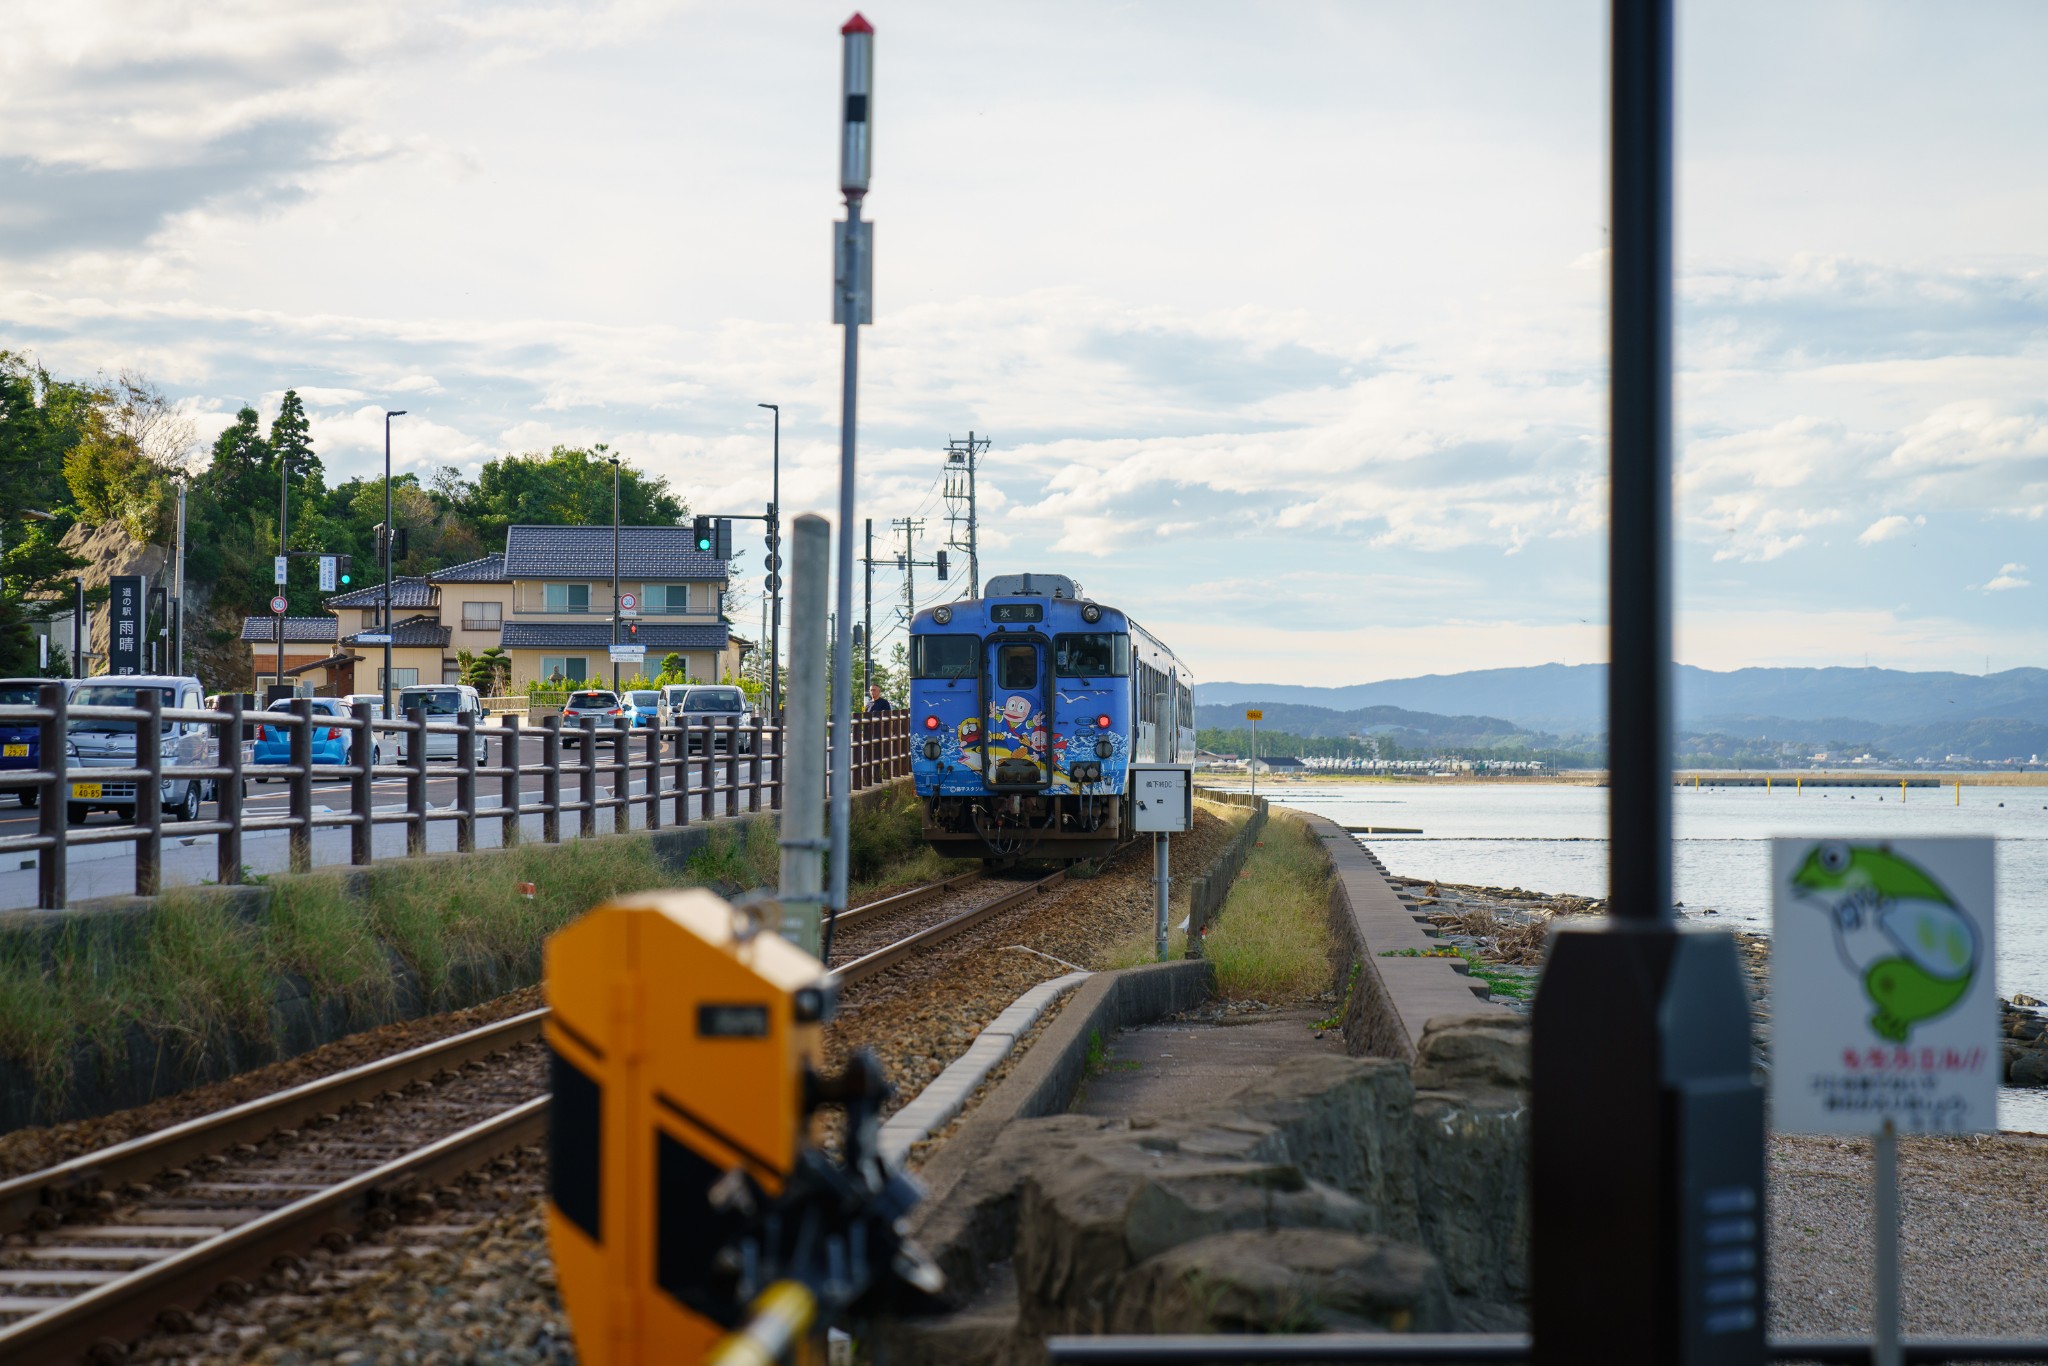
1290,810 -> 1508,1063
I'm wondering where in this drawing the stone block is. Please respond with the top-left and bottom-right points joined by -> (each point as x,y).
1108,1228 -> 1450,1335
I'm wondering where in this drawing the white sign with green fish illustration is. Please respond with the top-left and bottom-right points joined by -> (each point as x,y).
1771,838 -> 1997,1134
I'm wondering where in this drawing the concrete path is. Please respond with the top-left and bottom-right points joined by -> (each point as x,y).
1071,1007 -> 1345,1118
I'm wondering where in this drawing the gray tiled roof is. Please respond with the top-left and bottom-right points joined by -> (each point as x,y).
241,616 -> 339,643
500,622 -> 730,651
342,615 -> 450,648
502,525 -> 727,580
325,577 -> 437,610
431,553 -> 508,583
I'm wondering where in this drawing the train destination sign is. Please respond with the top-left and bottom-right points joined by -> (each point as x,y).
1770,837 -> 1998,1134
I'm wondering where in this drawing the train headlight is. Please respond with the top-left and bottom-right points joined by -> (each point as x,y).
1081,604 -> 1101,623
924,715 -> 940,730
933,606 -> 952,625
922,740 -> 941,761
1096,739 -> 1113,759
1096,714 -> 1111,728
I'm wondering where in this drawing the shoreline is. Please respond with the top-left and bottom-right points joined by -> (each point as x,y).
1202,770 -> 2048,787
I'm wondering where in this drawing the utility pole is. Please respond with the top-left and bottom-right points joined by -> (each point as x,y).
826,11 -> 873,947
892,517 -> 923,629
863,519 -> 874,690
277,437 -> 290,693
173,479 -> 187,676
758,403 -> 782,724
382,410 -> 406,711
607,447 -> 622,692
942,431 -> 989,597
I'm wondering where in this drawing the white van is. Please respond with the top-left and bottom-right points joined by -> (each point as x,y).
65,675 -> 214,824
395,683 -> 487,762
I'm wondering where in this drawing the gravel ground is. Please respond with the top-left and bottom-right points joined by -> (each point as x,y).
1387,858 -> 2048,1342
35,809 -> 1250,1361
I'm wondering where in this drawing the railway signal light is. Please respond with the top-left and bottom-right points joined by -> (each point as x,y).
544,890 -> 939,1364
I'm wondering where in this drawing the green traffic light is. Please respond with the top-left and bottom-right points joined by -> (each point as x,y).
340,574 -> 351,585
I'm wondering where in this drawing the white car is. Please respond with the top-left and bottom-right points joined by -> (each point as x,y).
394,684 -> 487,762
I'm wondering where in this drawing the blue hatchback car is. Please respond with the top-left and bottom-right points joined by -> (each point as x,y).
621,690 -> 662,729
249,697 -> 381,777
0,677 -> 62,808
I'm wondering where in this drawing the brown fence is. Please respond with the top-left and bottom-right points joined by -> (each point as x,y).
0,684 -> 910,910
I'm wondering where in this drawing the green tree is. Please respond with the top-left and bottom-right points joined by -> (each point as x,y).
455,445 -> 686,543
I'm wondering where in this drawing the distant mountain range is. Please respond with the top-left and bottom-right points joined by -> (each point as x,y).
1194,664 -> 2048,763
1196,664 -> 2048,736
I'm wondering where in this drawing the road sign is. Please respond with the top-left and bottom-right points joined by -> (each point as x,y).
357,632 -> 393,645
1246,709 -> 1263,721
609,644 -> 647,662
111,576 -> 145,675
270,596 -> 289,614
765,573 -> 782,594
618,593 -> 637,612
319,555 -> 337,591
765,553 -> 781,573
1771,837 -> 1998,1134
273,555 -> 288,586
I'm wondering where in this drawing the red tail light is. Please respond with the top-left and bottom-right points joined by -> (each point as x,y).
1097,714 -> 1112,728
256,725 -> 268,741
326,726 -> 342,741
924,715 -> 939,730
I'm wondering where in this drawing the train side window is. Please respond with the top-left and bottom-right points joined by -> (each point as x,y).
912,635 -> 978,679
998,644 -> 1037,690
1054,633 -> 1128,677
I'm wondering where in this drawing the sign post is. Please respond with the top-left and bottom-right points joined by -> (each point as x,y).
1771,838 -> 1997,1366
1245,709 -> 1262,798
1132,764 -> 1193,961
109,575 -> 144,676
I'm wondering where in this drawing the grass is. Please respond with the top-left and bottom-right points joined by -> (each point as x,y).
0,796 -> 952,1115
1202,812 -> 1339,1001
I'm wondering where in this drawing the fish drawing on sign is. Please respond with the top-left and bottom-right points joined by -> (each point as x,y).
1791,841 -> 1980,1044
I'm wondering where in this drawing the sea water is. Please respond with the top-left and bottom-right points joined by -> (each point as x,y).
1210,779 -> 2048,1131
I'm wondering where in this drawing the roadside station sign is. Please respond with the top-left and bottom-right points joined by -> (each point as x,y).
273,555 -> 288,586
270,596 -> 289,615
1771,837 -> 1998,1134
1246,709 -> 1262,721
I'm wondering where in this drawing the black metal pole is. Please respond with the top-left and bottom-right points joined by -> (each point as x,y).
383,410 -> 405,711
1529,4 -> 1765,1363
612,455 -> 622,692
277,440 -> 289,692
760,402 -> 781,724
863,518 -> 873,690
70,578 -> 82,678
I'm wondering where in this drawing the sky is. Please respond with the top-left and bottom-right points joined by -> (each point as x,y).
3,0 -> 2045,686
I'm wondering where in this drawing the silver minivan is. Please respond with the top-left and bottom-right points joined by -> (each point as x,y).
395,684 -> 487,762
66,675 -> 214,825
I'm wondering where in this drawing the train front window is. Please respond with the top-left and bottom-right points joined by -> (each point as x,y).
998,644 -> 1037,690
912,634 -> 978,679
1054,633 -> 1128,678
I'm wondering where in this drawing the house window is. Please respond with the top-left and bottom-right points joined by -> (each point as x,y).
443,660 -> 462,685
379,668 -> 420,689
541,656 -> 591,685
462,601 -> 503,630
643,584 -> 689,613
544,584 -> 590,613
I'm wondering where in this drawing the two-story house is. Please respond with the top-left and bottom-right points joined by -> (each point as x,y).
498,525 -> 736,688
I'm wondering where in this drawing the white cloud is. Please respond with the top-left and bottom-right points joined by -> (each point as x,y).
1977,563 -> 2031,592
1856,514 -> 1925,545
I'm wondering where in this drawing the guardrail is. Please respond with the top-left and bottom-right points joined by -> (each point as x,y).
0,684 -> 910,910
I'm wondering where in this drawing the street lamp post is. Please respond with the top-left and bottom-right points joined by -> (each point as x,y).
608,450 -> 622,692
757,402 -> 781,724
382,410 -> 407,712
277,438 -> 291,693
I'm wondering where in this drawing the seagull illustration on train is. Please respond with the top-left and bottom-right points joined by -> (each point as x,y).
1791,841 -> 1979,1044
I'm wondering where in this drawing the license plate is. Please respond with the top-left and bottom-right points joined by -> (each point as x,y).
71,783 -> 103,799
2,744 -> 25,757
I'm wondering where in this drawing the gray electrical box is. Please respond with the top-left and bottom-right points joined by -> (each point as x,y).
1131,763 -> 1194,833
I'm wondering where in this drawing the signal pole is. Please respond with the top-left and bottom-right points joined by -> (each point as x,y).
942,432 -> 989,597
892,516 -> 923,627
826,12 -> 873,944
863,519 -> 874,690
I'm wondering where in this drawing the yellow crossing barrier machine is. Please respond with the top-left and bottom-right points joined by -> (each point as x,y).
544,889 -> 943,1364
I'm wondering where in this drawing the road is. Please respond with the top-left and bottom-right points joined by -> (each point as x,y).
0,735 -> 770,910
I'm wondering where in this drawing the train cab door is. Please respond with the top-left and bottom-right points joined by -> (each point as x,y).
984,637 -> 1051,789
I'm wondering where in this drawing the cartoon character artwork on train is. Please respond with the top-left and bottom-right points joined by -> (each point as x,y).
954,716 -> 984,772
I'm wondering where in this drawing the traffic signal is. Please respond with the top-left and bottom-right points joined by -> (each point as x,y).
627,621 -> 639,641
713,518 -> 732,561
692,516 -> 712,553
936,550 -> 949,581
337,554 -> 352,586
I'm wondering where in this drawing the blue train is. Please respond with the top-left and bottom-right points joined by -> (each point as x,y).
908,572 -> 1195,860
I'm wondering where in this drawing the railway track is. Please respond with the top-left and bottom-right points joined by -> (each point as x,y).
0,866 -> 1086,1360
0,1011 -> 547,1362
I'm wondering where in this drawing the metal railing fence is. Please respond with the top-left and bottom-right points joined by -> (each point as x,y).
0,684 -> 910,909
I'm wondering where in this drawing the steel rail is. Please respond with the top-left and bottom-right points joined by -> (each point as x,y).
836,868 -> 1069,985
0,1008 -> 547,1236
829,868 -> 986,933
0,1097 -> 548,1363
